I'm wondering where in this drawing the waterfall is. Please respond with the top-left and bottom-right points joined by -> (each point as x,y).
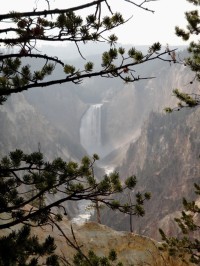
80,104 -> 103,156
74,103 -> 103,225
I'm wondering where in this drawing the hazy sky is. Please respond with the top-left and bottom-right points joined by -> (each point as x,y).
2,0 -> 195,45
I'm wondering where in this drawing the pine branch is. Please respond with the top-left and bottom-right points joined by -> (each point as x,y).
0,49 -> 176,97
0,53 -> 64,66
0,0 -> 106,21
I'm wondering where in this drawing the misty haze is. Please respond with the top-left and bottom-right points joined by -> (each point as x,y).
1,1 -> 200,265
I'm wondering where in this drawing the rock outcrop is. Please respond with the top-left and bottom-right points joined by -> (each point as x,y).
0,217 -> 192,266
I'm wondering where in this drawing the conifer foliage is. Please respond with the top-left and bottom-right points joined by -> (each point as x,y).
0,225 -> 59,266
0,150 -> 151,230
0,0 -> 173,104
161,1 -> 200,264
0,150 -> 151,265
165,0 -> 200,112
159,183 -> 200,264
0,0 -> 173,264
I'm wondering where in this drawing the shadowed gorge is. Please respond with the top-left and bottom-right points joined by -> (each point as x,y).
1,0 -> 200,264
1,48 -> 199,238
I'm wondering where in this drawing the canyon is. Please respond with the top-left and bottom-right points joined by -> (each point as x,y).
0,45 -> 199,262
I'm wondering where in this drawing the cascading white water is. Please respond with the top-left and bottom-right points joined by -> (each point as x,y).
73,103 -> 106,225
80,103 -> 103,156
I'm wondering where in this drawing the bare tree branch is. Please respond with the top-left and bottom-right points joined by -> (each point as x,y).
124,0 -> 157,13
0,0 -> 106,21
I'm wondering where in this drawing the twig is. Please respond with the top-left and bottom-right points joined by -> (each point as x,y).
124,0 -> 155,13
75,42 -> 86,60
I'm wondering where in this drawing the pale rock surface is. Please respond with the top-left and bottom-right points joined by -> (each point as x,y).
17,219 -> 193,266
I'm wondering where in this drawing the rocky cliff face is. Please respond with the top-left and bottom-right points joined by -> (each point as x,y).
0,93 -> 86,161
101,107 -> 200,239
100,52 -> 198,162
25,85 -> 88,146
0,93 -> 89,217
12,50 -> 195,165
0,213 -> 192,266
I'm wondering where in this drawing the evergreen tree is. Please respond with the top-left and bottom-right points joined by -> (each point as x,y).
0,0 -> 172,264
0,150 -> 151,264
73,249 -> 123,266
161,1 -> 200,264
0,225 -> 59,266
0,150 -> 151,230
159,183 -> 200,264
165,0 -> 200,112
